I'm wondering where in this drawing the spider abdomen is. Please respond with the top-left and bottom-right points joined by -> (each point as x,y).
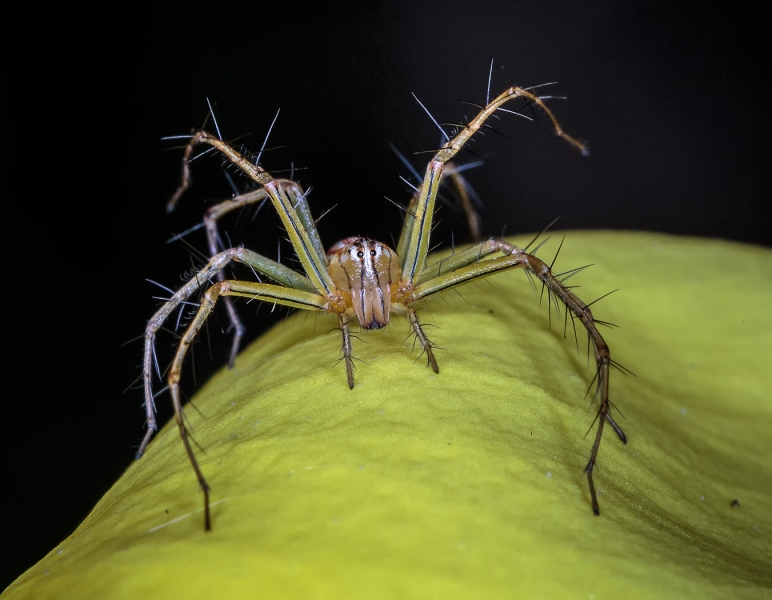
327,237 -> 403,329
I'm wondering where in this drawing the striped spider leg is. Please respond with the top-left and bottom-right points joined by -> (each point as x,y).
168,180 -> 319,370
142,86 -> 627,530
139,179 -> 318,445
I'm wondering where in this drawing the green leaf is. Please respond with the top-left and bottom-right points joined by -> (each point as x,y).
7,232 -> 771,599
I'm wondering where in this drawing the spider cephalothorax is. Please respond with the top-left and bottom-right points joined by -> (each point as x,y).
140,84 -> 627,530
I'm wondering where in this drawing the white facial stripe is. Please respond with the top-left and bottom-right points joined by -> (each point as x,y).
366,242 -> 380,279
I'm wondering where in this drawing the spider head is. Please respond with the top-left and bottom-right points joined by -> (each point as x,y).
327,237 -> 403,330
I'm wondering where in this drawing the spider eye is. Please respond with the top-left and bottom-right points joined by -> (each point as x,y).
370,250 -> 376,257
357,251 -> 364,258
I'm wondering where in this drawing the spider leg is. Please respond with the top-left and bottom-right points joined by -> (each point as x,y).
396,161 -> 484,259
405,307 -> 439,373
338,314 -> 355,389
201,180 -> 325,269
167,128 -> 327,369
168,131 -> 334,295
414,241 -> 626,515
202,188 -> 270,370
400,86 -> 586,283
167,279 -> 328,531
444,164 -> 484,242
195,181 -> 321,368
416,238 -> 511,284
169,377 -> 212,531
139,247 -> 315,459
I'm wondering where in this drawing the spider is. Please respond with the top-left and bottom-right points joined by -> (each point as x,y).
139,85 -> 628,531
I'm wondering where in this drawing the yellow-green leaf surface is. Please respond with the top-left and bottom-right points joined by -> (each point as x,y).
6,232 -> 771,599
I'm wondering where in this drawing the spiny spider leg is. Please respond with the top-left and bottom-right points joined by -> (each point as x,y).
169,131 -> 334,295
338,314 -> 354,388
168,280 -> 327,530
444,164 -> 484,242
414,239 -> 627,514
202,188 -> 270,370
398,86 -> 585,282
139,245 -> 314,458
392,88 -> 626,514
405,307 -> 439,373
395,155 -> 485,245
175,181 -> 320,368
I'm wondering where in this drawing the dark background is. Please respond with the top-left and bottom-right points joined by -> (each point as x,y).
4,2 -> 769,588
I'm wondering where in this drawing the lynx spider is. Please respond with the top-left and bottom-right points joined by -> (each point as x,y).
140,85 -> 628,530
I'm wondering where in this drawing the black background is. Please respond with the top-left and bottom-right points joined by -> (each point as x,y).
3,2 -> 769,588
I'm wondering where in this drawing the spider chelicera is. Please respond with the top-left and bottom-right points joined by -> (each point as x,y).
139,85 -> 628,530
